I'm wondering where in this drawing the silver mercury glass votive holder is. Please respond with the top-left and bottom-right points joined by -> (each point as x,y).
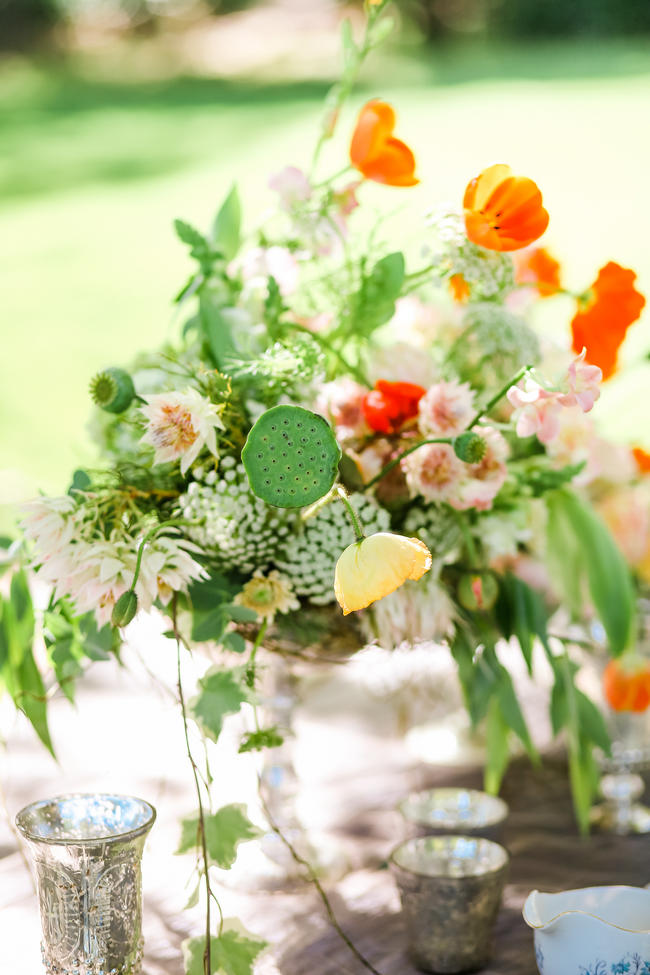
399,788 -> 509,842
390,834 -> 509,973
16,793 -> 156,975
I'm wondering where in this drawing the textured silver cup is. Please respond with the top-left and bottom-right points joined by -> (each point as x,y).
390,834 -> 509,973
399,788 -> 509,842
16,793 -> 156,975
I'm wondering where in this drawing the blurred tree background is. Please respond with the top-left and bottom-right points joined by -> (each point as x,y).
1,0 -> 649,503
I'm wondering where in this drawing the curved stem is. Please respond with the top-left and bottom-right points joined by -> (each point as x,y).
172,598 -> 222,970
131,518 -> 186,590
363,438 -> 451,490
467,365 -> 531,429
336,486 -> 365,542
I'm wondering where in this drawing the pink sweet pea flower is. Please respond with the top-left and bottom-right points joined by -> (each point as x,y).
268,166 -> 312,210
507,377 -> 563,444
558,348 -> 602,413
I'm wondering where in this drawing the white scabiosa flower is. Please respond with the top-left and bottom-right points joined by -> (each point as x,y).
140,388 -> 225,475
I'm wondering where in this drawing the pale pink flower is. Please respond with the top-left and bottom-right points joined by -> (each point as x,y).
402,442 -> 465,503
451,427 -> 509,512
140,388 -> 225,475
418,380 -> 475,438
315,378 -> 368,441
390,296 -> 455,347
239,245 -> 299,296
268,166 -> 311,210
507,376 -> 563,444
367,342 -> 438,388
558,349 -> 602,412
333,180 -> 361,217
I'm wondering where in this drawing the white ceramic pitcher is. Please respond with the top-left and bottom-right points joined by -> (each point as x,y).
523,886 -> 650,975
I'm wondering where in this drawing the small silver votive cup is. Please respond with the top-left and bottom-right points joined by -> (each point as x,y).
16,793 -> 156,975
399,788 -> 508,842
390,834 -> 509,973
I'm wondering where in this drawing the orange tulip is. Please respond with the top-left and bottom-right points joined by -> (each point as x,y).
449,273 -> 470,303
604,658 -> 650,713
571,262 -> 645,381
514,246 -> 561,297
463,164 -> 549,252
633,447 -> 650,474
350,100 -> 418,187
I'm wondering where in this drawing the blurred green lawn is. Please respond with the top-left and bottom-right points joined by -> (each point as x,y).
2,38 -> 650,501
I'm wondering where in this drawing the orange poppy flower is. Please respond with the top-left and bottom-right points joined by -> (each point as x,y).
514,246 -> 561,297
350,100 -> 418,187
603,657 -> 650,713
463,164 -> 549,252
362,380 -> 426,434
571,262 -> 646,381
449,273 -> 470,303
633,447 -> 650,473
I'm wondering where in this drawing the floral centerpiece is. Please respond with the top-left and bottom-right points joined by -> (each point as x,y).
3,3 -> 648,972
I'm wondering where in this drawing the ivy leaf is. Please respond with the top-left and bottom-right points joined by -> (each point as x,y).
239,727 -> 284,753
212,185 -> 241,262
78,614 -> 115,660
222,632 -> 246,654
225,605 -> 257,624
177,805 -> 259,868
189,668 -> 248,742
183,929 -> 266,975
355,251 -> 405,335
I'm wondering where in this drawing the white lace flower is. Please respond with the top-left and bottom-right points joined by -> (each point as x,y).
140,388 -> 225,475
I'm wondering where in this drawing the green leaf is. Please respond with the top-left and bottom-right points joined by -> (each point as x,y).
190,572 -> 239,612
183,929 -> 266,975
189,573 -> 240,644
190,668 -> 248,742
222,632 -> 246,655
495,573 -> 551,674
239,726 -> 284,753
78,614 -> 115,660
200,295 -> 237,370
212,185 -> 241,262
205,805 -> 259,868
484,697 -> 510,795
545,490 -> 584,617
175,219 -> 209,251
183,879 -> 201,911
353,252 -> 405,335
576,690 -> 611,756
68,468 -> 92,496
225,605 -> 258,625
547,489 -> 635,655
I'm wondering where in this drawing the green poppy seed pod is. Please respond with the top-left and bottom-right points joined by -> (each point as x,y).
457,573 -> 498,612
453,431 -> 487,464
90,367 -> 136,414
111,589 -> 138,627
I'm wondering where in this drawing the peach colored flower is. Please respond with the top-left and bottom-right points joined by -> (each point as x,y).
402,442 -> 465,503
140,388 -> 225,475
418,380 -> 476,438
316,378 -> 368,440
507,377 -> 563,444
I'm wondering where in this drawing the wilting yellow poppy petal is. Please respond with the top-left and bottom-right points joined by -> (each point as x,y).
334,532 -> 432,615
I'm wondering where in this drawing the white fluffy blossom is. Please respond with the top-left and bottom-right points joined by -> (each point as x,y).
140,388 -> 225,475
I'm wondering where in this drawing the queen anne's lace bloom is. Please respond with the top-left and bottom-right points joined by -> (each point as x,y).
179,457 -> 294,573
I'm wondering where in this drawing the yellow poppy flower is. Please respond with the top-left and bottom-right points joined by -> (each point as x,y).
334,532 -> 432,615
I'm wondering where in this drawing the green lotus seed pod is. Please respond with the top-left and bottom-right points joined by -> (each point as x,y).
90,367 -> 136,414
242,405 -> 342,508
453,431 -> 487,464
457,572 -> 498,612
111,589 -> 138,627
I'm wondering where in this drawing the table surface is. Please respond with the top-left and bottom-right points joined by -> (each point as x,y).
1,635 -> 648,975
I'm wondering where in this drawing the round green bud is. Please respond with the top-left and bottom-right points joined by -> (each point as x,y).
90,368 -> 136,414
453,431 -> 487,464
457,573 -> 499,612
111,590 -> 138,627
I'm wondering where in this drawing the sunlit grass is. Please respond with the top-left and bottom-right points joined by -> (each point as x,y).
1,41 -> 649,500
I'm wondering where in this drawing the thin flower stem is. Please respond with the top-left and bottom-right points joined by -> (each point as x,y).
257,782 -> 386,975
467,365 -> 531,429
336,486 -> 365,542
172,599 -> 224,971
284,321 -> 369,386
131,518 -> 186,590
362,437 -> 452,490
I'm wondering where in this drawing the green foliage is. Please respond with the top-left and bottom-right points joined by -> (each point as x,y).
516,460 -> 586,497
0,572 -> 54,755
484,697 -> 510,795
188,572 -> 241,645
242,405 -> 341,508
189,668 -> 249,743
239,726 -> 284,753
183,929 -> 266,975
43,605 -> 116,703
495,572 -> 551,674
212,185 -> 241,262
199,294 -> 238,372
349,252 -> 405,337
546,489 -> 635,654
177,804 -> 259,868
